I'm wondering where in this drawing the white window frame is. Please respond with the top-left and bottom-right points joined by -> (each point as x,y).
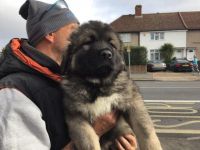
150,32 -> 165,40
150,49 -> 160,60
119,33 -> 131,43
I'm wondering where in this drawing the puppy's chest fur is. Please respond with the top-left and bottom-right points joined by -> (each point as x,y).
62,72 -> 134,122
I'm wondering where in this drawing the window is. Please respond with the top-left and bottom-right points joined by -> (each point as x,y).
160,32 -> 164,39
150,49 -> 160,60
150,33 -> 154,40
119,33 -> 131,43
150,32 -> 164,40
189,50 -> 194,52
155,33 -> 159,40
187,48 -> 195,52
177,49 -> 182,53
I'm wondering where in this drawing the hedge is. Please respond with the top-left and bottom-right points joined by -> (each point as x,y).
123,46 -> 147,65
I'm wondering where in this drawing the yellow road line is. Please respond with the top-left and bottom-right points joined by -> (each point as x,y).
146,107 -> 193,109
156,129 -> 200,134
162,102 -> 195,105
153,120 -> 200,128
145,103 -> 172,107
145,102 -> 195,105
148,108 -> 197,114
150,115 -> 200,119
187,136 -> 200,140
144,100 -> 200,103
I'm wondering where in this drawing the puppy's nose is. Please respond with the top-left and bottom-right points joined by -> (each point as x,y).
100,50 -> 112,59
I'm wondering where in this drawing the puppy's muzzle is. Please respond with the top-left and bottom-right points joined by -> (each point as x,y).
100,49 -> 112,59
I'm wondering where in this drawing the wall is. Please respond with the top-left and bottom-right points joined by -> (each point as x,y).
187,30 -> 200,59
140,30 -> 187,60
122,33 -> 139,47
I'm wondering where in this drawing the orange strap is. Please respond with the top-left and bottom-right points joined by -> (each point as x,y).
10,39 -> 62,82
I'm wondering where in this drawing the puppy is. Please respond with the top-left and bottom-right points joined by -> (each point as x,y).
62,21 -> 162,150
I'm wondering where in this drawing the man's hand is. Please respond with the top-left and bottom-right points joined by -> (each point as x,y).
93,111 -> 118,137
63,134 -> 138,150
115,134 -> 137,150
63,113 -> 137,150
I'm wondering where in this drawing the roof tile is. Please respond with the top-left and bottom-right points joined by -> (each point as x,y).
110,11 -> 200,32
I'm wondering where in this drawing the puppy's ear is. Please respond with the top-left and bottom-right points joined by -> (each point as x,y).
60,51 -> 68,75
69,27 -> 80,47
61,44 -> 75,76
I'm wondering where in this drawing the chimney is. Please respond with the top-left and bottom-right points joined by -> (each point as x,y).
135,5 -> 142,18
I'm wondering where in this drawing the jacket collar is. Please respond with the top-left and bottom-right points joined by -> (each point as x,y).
10,38 -> 62,82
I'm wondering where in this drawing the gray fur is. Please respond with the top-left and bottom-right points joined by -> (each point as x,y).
62,21 -> 162,150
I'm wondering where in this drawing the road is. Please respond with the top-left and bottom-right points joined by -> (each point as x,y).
135,81 -> 200,150
136,81 -> 200,100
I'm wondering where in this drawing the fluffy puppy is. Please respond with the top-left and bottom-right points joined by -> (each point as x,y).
62,21 -> 162,150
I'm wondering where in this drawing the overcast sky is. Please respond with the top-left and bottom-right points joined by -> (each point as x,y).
1,0 -> 200,49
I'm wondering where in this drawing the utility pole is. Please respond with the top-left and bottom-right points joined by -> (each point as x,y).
127,45 -> 131,79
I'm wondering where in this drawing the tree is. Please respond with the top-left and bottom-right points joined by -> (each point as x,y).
159,43 -> 174,64
1,47 -> 5,52
0,47 -> 5,58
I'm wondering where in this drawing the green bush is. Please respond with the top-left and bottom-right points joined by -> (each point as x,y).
159,43 -> 175,64
0,47 -> 6,60
1,47 -> 5,53
123,46 -> 147,65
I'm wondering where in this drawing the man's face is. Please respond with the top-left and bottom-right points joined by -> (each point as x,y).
53,22 -> 79,53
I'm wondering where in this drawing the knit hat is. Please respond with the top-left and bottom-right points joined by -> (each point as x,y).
19,0 -> 79,46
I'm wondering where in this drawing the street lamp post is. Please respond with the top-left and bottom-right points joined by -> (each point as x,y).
127,45 -> 131,79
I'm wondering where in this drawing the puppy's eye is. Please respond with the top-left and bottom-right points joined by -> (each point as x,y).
82,35 -> 95,46
81,41 -> 92,50
110,41 -> 117,49
83,45 -> 90,51
107,38 -> 116,49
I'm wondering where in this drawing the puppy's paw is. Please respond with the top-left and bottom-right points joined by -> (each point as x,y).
75,133 -> 101,150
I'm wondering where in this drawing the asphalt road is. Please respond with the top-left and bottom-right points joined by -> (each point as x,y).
135,81 -> 200,150
135,81 -> 200,100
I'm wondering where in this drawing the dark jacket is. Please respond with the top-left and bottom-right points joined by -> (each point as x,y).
0,38 -> 70,150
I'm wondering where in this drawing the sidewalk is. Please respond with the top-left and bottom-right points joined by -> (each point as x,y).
131,72 -> 200,81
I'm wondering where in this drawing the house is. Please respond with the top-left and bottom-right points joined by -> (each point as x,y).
110,5 -> 200,61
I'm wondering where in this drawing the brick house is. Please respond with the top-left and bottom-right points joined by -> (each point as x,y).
110,5 -> 200,61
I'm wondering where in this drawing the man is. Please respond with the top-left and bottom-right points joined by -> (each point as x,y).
192,55 -> 199,73
0,0 -> 137,149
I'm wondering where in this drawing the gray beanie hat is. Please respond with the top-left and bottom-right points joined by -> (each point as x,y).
19,0 -> 79,46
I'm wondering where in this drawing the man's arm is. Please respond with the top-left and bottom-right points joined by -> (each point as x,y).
0,88 -> 50,150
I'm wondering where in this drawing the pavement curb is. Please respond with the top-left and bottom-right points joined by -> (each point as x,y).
131,72 -> 200,81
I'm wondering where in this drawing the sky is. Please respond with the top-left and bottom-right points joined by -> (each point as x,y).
1,0 -> 200,49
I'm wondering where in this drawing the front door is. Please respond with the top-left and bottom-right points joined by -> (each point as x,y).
186,48 -> 195,61
174,49 -> 183,59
